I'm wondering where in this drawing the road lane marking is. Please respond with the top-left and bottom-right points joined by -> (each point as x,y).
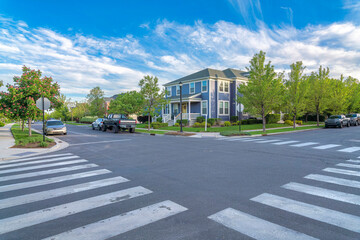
273,141 -> 299,145
313,144 -> 341,150
283,182 -> 360,206
0,176 -> 129,210
338,147 -> 360,153
208,208 -> 318,240
254,140 -> 282,143
0,153 -> 73,164
0,164 -> 98,182
42,200 -> 187,240
290,142 -> 318,147
0,186 -> 152,235
70,139 -> 132,146
347,159 -> 360,163
323,168 -> 360,177
0,156 -> 79,169
0,169 -> 111,192
336,163 -> 360,169
251,193 -> 360,233
0,159 -> 88,175
305,174 -> 360,189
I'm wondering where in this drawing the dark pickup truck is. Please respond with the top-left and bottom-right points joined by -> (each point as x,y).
102,114 -> 136,133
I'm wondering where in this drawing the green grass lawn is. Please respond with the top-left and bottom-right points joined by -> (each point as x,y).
11,124 -> 54,147
135,129 -> 168,134
159,123 -> 286,132
136,123 -> 149,128
246,125 -> 324,135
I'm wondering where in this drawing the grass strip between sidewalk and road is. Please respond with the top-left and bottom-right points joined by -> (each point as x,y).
244,125 -> 324,136
11,124 -> 54,147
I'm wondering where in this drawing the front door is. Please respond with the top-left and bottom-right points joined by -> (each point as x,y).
182,103 -> 187,114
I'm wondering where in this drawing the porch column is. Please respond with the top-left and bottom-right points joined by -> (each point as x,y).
188,101 -> 191,121
161,106 -> 164,123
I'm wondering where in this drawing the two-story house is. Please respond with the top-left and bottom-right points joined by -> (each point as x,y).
161,68 -> 249,125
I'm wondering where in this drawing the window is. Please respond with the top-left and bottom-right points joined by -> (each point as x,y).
190,82 -> 195,94
176,85 -> 180,95
219,81 -> 224,92
202,81 -> 207,92
201,101 -> 207,115
224,82 -> 229,92
173,104 -> 179,115
219,101 -> 229,115
164,104 -> 169,114
167,87 -> 171,97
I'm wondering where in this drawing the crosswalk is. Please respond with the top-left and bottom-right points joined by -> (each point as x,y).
208,156 -> 360,239
216,137 -> 360,153
0,152 -> 187,239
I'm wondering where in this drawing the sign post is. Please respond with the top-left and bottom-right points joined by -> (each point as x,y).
36,97 -> 51,142
238,103 -> 244,132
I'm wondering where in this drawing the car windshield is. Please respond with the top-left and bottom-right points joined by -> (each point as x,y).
346,114 -> 357,118
329,115 -> 341,119
113,114 -> 127,119
47,121 -> 63,126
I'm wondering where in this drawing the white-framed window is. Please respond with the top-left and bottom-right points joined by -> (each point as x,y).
224,82 -> 229,92
176,85 -> 180,96
165,104 -> 169,114
202,80 -> 207,92
201,100 -> 207,115
173,104 -> 179,115
167,87 -> 171,97
219,81 -> 224,92
190,82 -> 195,94
219,101 -> 229,115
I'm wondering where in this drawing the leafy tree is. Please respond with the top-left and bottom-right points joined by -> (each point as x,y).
72,102 -> 90,122
0,66 -> 61,136
0,80 -> 3,87
306,66 -> 331,126
51,94 -> 70,121
283,61 -> 308,128
327,75 -> 350,115
238,51 -> 284,132
108,91 -> 144,116
87,86 -> 105,117
345,76 -> 360,113
139,75 -> 167,130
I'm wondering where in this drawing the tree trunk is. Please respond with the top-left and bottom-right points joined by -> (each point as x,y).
305,113 -> 308,123
21,119 -> 25,131
316,106 -> 320,127
148,113 -> 150,131
28,118 -> 32,137
261,106 -> 266,133
293,114 -> 296,129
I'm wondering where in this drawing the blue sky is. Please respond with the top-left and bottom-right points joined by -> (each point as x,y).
0,0 -> 359,101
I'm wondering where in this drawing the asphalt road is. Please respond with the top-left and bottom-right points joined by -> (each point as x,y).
1,123 -> 360,240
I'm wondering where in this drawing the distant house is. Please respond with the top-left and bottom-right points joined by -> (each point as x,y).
161,68 -> 249,125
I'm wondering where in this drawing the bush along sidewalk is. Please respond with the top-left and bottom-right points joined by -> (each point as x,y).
11,124 -> 55,148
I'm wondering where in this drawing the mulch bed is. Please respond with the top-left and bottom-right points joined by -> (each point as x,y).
11,142 -> 56,148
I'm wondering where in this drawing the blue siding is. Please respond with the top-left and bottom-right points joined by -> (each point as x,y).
230,81 -> 236,117
191,102 -> 200,113
171,86 -> 176,96
219,92 -> 230,101
210,80 -> 216,118
195,81 -> 201,93
182,84 -> 189,95
219,115 -> 230,121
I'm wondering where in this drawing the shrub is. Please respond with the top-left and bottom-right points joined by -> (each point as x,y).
80,116 -> 98,123
39,141 -> 49,147
156,117 -> 163,123
230,116 -> 238,122
208,118 -> 216,126
232,121 -> 239,126
193,122 -> 201,128
298,114 -> 325,122
224,121 -> 231,126
283,114 -> 292,121
295,120 -> 303,125
151,122 -> 168,129
0,122 -> 4,127
284,120 -> 293,126
196,116 -> 205,123
265,114 -> 280,124
174,123 -> 180,127
176,119 -> 188,126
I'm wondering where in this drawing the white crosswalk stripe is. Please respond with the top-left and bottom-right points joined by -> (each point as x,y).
0,186 -> 152,234
0,159 -> 88,175
347,159 -> 360,163
42,200 -> 187,240
0,155 -> 79,169
313,144 -> 341,150
290,142 -> 318,147
273,140 -> 299,145
0,163 -> 98,182
323,167 -> 360,177
305,174 -> 360,189
0,176 -> 128,210
282,182 -> 360,206
208,208 -> 318,240
0,153 -> 73,164
337,163 -> 360,169
254,139 -> 282,143
338,147 -> 360,153
251,193 -> 360,233
0,169 -> 111,192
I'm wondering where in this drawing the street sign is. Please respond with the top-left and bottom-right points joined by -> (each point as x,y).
36,97 -> 51,111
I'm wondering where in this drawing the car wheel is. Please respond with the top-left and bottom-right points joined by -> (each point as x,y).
347,122 -> 350,127
114,126 -> 119,133
92,125 -> 95,130
340,123 -> 343,128
356,122 -> 359,126
102,125 -> 107,132
129,128 -> 135,133
64,132 -> 67,135
98,126 -> 102,131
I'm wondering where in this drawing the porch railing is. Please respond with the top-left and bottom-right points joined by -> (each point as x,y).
162,114 -> 171,123
173,113 -> 201,124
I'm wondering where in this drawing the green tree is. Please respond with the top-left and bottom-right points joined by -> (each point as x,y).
283,61 -> 308,128
345,76 -> 360,113
306,66 -> 331,126
51,94 -> 70,121
108,91 -> 144,116
139,75 -> 167,130
327,75 -> 351,115
87,86 -> 105,117
238,51 -> 284,132
72,102 -> 90,122
0,80 -> 3,87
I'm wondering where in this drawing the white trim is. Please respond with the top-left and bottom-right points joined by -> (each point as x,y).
201,80 -> 208,93
189,82 -> 195,94
176,85 -> 180,96
218,80 -> 230,93
209,79 -> 212,118
166,87 -> 172,97
218,100 -> 230,116
201,100 -> 208,115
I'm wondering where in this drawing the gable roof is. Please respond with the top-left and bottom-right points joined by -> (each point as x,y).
164,68 -> 249,86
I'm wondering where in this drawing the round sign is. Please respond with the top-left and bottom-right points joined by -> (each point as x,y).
36,97 -> 51,110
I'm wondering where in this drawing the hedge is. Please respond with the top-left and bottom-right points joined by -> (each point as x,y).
196,116 -> 205,123
176,119 -> 188,126
193,122 -> 211,128
208,118 -> 221,126
230,116 -> 238,122
151,122 -> 168,129
265,114 -> 280,124
80,116 -> 98,123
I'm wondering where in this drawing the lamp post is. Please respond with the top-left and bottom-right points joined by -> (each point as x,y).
179,81 -> 183,132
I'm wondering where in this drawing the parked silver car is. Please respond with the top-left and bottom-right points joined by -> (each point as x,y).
45,120 -> 67,135
346,113 -> 360,126
92,118 -> 104,131
325,115 -> 350,128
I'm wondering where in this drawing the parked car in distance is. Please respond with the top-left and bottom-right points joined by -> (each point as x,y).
92,118 -> 104,130
346,113 -> 360,126
325,115 -> 350,128
45,120 -> 67,135
102,114 -> 136,133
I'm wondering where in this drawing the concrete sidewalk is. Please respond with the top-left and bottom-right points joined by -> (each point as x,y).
0,123 -> 69,161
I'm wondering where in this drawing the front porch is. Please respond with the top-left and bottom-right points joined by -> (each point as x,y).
162,101 -> 202,126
